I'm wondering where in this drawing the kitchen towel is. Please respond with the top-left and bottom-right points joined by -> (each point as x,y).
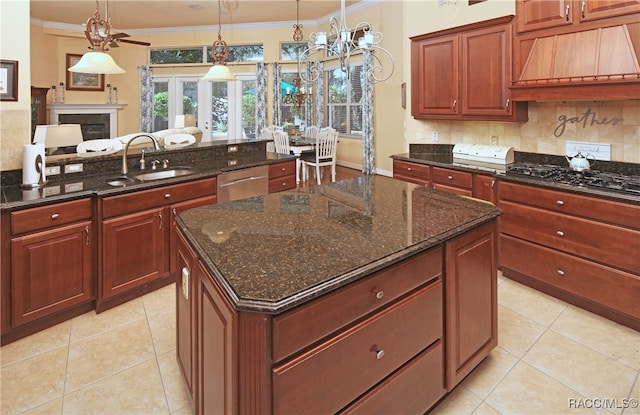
22,143 -> 46,187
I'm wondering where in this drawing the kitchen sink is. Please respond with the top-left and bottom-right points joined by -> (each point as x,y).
105,176 -> 136,187
133,167 -> 197,182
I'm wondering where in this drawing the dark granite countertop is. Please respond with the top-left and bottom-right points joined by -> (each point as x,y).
176,175 -> 501,314
1,140 -> 295,211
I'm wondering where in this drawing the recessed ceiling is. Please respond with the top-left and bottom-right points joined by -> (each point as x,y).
30,0 -> 362,30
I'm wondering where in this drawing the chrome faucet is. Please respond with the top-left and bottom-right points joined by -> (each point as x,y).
121,134 -> 160,175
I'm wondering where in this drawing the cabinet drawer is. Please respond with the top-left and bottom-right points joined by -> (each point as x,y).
500,201 -> 640,274
433,183 -> 473,196
102,178 -> 216,218
500,234 -> 640,320
273,281 -> 443,415
340,340 -> 445,415
272,246 -> 442,362
432,167 -> 473,189
268,175 -> 296,193
499,181 -> 640,229
393,160 -> 431,183
11,198 -> 92,235
269,161 -> 296,179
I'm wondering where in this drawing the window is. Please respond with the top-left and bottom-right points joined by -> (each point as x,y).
326,65 -> 363,137
281,72 -> 307,128
150,48 -> 204,64
208,44 -> 264,63
280,42 -> 307,61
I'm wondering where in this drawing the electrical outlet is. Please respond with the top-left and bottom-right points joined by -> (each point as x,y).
431,132 -> 439,142
64,163 -> 83,173
45,166 -> 61,176
491,136 -> 498,145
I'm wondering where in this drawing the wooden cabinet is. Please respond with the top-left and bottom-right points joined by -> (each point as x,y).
473,174 -> 497,204
516,0 -> 640,33
432,166 -> 473,197
411,16 -> 527,122
30,86 -> 49,141
1,198 -> 94,344
268,160 -> 296,193
498,180 -> 640,330
392,159 -> 431,185
98,178 -> 216,311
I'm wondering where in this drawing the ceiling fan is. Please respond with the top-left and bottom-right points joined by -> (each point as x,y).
82,0 -> 150,50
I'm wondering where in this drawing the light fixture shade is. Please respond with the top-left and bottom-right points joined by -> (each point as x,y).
68,51 -> 125,74
202,64 -> 236,82
33,124 -> 84,148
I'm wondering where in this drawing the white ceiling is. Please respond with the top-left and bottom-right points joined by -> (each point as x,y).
30,0 -> 363,30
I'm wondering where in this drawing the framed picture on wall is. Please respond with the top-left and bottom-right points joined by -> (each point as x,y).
66,54 -> 105,91
0,60 -> 18,101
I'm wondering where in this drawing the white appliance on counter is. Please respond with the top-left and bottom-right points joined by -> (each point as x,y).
452,143 -> 514,173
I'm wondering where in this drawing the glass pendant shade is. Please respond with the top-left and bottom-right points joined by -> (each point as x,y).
68,51 -> 125,74
202,63 -> 236,81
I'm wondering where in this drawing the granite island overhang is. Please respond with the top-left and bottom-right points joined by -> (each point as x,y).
174,174 -> 501,414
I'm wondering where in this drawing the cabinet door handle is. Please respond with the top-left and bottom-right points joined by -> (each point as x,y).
556,200 -> 564,206
372,288 -> 384,300
158,211 -> 163,229
565,4 -> 570,20
51,213 -> 60,220
556,230 -> 565,237
172,208 -> 178,224
581,1 -> 585,18
491,179 -> 496,194
181,267 -> 190,300
557,269 -> 565,276
505,98 -> 510,110
452,99 -> 457,110
84,225 -> 90,245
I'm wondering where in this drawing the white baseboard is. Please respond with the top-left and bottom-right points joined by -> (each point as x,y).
335,161 -> 393,178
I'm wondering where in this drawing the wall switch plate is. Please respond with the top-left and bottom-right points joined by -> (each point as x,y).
491,136 -> 498,145
431,132 -> 439,142
45,166 -> 61,176
43,186 -> 61,197
64,163 -> 83,173
565,141 -> 611,161
65,182 -> 84,193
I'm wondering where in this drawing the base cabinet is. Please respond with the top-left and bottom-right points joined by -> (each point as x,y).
177,219 -> 498,414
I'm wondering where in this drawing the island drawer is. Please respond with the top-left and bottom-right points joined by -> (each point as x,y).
268,176 -> 296,193
499,181 -> 640,229
272,280 -> 443,415
11,198 -> 92,235
268,161 -> 296,178
500,200 -> 640,274
339,340 -> 445,415
272,246 -> 443,362
101,178 -> 216,218
500,234 -> 640,320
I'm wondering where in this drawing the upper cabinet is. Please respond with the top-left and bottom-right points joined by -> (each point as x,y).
411,16 -> 528,122
512,0 -> 640,101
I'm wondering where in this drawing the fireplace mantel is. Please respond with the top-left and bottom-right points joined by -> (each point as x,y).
48,103 -> 127,139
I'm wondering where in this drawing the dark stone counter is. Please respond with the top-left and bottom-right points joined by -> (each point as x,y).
176,175 -> 501,314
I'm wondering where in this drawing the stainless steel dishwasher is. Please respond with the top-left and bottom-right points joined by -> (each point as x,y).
217,165 -> 269,203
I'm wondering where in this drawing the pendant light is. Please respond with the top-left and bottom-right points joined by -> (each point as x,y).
282,0 -> 311,110
68,0 -> 125,74
202,0 -> 236,82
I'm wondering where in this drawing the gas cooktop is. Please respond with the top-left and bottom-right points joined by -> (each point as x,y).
506,163 -> 640,196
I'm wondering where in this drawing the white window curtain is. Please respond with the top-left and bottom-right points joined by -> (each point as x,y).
138,66 -> 154,132
272,63 -> 283,126
362,50 -> 375,175
256,62 -> 267,133
314,61 -> 324,128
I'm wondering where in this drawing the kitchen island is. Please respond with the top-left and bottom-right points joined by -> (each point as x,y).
175,175 -> 500,414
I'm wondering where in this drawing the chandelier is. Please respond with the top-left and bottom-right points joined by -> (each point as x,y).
301,0 -> 394,83
202,0 -> 237,81
283,0 -> 311,110
68,0 -> 125,74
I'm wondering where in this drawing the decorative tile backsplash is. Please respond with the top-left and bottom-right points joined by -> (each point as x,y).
412,100 -> 640,164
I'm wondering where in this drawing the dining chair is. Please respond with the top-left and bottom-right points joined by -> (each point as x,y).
304,125 -> 319,140
261,127 -> 276,152
273,130 -> 291,155
300,128 -> 338,185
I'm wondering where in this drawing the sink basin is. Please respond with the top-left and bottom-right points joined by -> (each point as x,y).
106,176 -> 136,187
133,167 -> 197,182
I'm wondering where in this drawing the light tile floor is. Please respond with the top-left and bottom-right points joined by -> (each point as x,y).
1,274 -> 638,415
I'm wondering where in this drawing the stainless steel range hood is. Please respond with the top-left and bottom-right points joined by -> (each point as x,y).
511,23 -> 640,101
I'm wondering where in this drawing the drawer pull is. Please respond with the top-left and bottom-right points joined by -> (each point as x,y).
407,167 -> 412,171
372,289 -> 384,300
281,167 -> 286,172
557,269 -> 565,276
447,175 -> 453,180
181,267 -> 190,300
51,213 -> 60,219
372,347 -> 385,360
556,200 -> 564,206
164,193 -> 171,199
282,182 -> 287,187
556,230 -> 565,237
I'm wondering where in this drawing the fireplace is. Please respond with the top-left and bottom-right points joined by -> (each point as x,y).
48,103 -> 127,140
59,113 -> 110,140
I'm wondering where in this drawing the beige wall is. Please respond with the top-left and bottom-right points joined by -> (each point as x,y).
2,0 -> 638,173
